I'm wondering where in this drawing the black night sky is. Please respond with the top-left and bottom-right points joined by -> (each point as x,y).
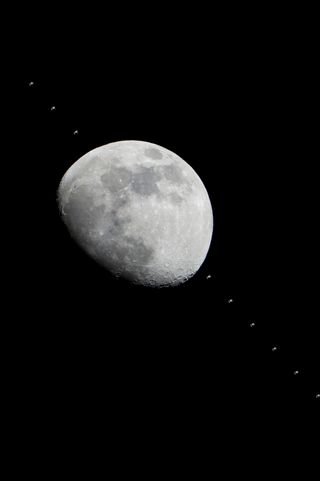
8,9 -> 319,457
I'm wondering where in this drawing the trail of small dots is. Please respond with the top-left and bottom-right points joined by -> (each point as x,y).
25,81 -> 319,402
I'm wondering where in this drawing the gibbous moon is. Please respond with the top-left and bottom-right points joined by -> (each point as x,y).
57,140 -> 213,287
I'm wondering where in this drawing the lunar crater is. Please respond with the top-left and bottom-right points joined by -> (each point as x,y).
169,192 -> 184,204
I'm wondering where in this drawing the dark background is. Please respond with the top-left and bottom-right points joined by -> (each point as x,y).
7,8 -> 319,456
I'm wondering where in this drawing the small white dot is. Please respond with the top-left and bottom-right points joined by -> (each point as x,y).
73,129 -> 79,135
206,274 -> 212,280
227,298 -> 234,304
50,106 -> 56,111
316,394 -> 320,399
250,322 -> 255,328
272,346 -> 278,352
28,81 -> 34,87
293,370 -> 299,376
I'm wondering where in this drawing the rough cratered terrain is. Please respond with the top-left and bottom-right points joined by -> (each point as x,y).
58,140 -> 213,287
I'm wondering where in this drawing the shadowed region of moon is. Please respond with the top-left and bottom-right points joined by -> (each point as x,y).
58,140 -> 213,287
62,185 -> 106,241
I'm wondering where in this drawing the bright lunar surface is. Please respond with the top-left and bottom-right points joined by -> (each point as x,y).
58,140 -> 213,287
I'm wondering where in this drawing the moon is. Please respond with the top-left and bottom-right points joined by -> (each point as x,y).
57,140 -> 213,287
